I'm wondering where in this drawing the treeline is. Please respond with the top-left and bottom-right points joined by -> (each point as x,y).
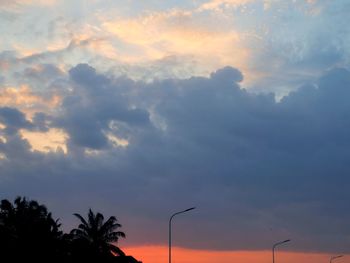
0,197 -> 140,263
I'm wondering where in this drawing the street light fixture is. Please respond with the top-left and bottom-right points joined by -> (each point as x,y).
272,239 -> 291,263
169,207 -> 196,263
330,255 -> 344,263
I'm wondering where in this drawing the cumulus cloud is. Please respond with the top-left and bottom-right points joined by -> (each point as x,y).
0,107 -> 33,135
55,63 -> 150,150
0,64 -> 350,253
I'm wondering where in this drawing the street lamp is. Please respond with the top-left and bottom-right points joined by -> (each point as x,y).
330,255 -> 343,263
272,239 -> 291,263
169,207 -> 196,263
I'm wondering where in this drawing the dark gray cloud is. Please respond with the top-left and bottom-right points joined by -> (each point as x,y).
0,107 -> 33,134
0,64 -> 350,253
55,64 -> 150,150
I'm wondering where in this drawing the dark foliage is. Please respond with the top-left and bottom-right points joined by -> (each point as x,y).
0,197 -> 140,263
0,197 -> 65,262
69,209 -> 126,261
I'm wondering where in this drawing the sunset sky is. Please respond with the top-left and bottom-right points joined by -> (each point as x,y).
1,0 -> 350,262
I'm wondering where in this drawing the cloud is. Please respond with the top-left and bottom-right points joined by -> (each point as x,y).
1,64 -> 350,253
0,85 -> 61,116
0,107 -> 33,135
101,9 -> 250,76
0,0 -> 56,7
54,63 -> 150,150
198,0 -> 255,11
20,128 -> 68,154
0,0 -> 57,13
2,0 -> 349,95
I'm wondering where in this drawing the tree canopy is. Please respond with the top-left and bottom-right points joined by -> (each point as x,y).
70,209 -> 126,261
0,197 -> 140,263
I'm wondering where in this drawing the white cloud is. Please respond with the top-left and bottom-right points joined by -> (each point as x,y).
198,0 -> 255,11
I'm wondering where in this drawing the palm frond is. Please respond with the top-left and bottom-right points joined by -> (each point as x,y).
108,244 -> 125,256
88,209 -> 95,227
106,231 -> 126,242
73,213 -> 89,227
96,212 -> 104,229
99,217 -> 121,235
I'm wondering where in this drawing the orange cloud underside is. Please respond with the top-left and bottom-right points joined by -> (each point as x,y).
20,128 -> 68,154
0,85 -> 61,116
124,246 -> 350,263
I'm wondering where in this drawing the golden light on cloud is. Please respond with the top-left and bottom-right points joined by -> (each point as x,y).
20,128 -> 68,154
0,153 -> 6,160
0,85 -> 42,105
0,85 -> 61,117
102,10 -> 251,73
106,133 -> 129,148
84,148 -> 103,156
0,113 -> 7,152
0,135 -> 7,144
84,133 -> 129,156
83,134 -> 128,156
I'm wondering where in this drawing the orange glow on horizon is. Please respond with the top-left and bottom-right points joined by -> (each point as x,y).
123,246 -> 350,263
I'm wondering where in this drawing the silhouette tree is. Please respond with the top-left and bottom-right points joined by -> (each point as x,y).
70,209 -> 126,260
0,197 -> 65,262
0,197 -> 140,262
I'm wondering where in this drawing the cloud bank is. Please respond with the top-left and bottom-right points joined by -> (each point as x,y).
0,63 -> 350,253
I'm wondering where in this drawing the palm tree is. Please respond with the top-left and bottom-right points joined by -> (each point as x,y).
70,209 -> 126,259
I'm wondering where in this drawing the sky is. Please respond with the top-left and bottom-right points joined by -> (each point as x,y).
1,0 -> 350,262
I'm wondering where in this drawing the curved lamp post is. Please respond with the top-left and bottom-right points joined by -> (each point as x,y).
272,239 -> 291,263
169,207 -> 196,263
330,255 -> 343,263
